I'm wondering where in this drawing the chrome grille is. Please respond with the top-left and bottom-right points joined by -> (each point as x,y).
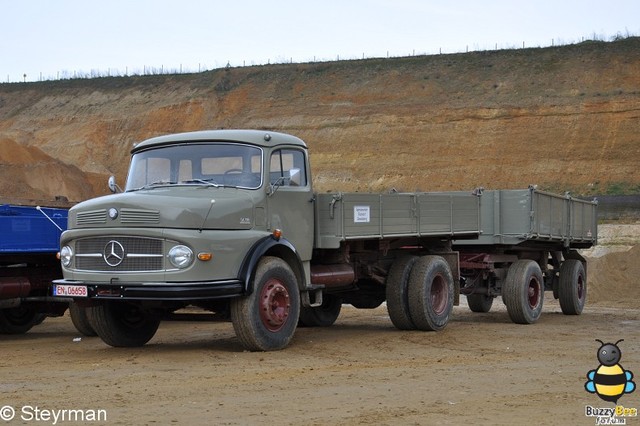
76,209 -> 107,225
75,236 -> 164,272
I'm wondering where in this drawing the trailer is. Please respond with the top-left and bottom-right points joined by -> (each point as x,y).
454,187 -> 597,324
52,129 -> 482,351
0,203 -> 69,333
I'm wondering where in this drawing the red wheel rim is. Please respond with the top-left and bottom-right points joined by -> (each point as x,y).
527,277 -> 541,309
430,274 -> 448,315
259,278 -> 291,332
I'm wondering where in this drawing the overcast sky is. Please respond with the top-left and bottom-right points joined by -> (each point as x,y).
2,0 -> 639,83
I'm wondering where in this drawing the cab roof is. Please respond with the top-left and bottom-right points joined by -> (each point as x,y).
131,129 -> 307,153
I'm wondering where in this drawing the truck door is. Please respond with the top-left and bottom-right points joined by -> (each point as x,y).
267,148 -> 314,262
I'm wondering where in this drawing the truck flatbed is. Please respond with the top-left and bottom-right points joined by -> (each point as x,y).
315,192 -> 481,249
454,187 -> 597,249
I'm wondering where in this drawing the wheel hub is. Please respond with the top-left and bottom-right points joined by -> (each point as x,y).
528,278 -> 541,308
431,274 -> 448,315
260,278 -> 291,332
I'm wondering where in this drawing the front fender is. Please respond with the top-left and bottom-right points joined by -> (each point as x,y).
238,236 -> 306,294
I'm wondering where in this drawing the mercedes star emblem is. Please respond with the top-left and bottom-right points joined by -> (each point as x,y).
103,240 -> 125,267
108,207 -> 119,220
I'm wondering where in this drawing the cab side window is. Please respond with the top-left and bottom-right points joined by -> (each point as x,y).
270,149 -> 307,187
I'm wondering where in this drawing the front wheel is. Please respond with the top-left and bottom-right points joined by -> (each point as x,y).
69,302 -> 97,336
0,306 -> 43,334
407,255 -> 454,331
558,259 -> 587,315
502,260 -> 544,324
87,301 -> 160,347
231,257 -> 300,351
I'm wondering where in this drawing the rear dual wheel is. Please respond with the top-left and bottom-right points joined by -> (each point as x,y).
298,294 -> 342,327
386,255 -> 419,330
386,255 -> 454,331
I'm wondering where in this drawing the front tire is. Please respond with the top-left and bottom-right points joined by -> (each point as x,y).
231,257 -> 300,351
88,301 -> 160,347
502,260 -> 544,324
407,255 -> 454,331
69,302 -> 97,336
558,259 -> 586,315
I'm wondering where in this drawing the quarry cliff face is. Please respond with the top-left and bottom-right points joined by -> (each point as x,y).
1,38 -> 639,204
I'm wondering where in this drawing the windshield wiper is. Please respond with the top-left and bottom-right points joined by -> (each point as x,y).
181,178 -> 221,188
129,180 -> 177,192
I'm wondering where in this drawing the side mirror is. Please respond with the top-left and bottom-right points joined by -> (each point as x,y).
108,176 -> 122,193
289,168 -> 301,187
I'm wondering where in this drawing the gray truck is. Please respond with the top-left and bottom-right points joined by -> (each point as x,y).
52,130 -> 596,351
52,130 -> 481,350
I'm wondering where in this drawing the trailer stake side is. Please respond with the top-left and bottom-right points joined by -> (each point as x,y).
453,187 -> 597,323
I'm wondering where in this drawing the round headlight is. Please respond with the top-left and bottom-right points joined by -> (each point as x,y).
60,245 -> 73,267
168,245 -> 193,269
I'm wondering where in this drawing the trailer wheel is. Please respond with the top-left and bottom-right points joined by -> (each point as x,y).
466,294 -> 494,313
87,301 -> 160,347
68,302 -> 97,336
0,306 -> 42,334
558,259 -> 586,315
298,294 -> 342,327
386,255 -> 418,330
407,255 -> 454,331
231,256 -> 300,351
502,260 -> 544,324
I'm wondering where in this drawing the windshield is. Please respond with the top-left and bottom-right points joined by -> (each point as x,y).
125,143 -> 263,191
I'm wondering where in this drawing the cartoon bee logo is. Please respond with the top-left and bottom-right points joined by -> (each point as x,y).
585,339 -> 636,403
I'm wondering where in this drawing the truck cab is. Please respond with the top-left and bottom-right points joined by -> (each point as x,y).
55,130 -> 315,350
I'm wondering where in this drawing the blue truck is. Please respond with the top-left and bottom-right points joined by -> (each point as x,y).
0,202 -> 70,333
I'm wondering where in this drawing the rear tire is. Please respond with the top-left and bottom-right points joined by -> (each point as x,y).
88,301 -> 160,347
558,259 -> 586,315
502,260 -> 544,324
0,306 -> 41,334
299,294 -> 342,327
467,293 -> 494,313
69,302 -> 97,336
407,255 -> 454,331
386,255 -> 418,330
231,257 -> 300,351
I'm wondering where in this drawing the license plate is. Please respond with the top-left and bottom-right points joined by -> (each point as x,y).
53,284 -> 88,298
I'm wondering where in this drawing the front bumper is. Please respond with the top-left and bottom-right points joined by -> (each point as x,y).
52,279 -> 243,301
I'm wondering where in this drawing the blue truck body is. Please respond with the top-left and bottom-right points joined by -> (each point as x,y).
0,204 -> 69,333
0,205 -> 67,254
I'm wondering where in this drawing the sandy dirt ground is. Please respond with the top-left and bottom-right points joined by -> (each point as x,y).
2,227 -> 640,426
